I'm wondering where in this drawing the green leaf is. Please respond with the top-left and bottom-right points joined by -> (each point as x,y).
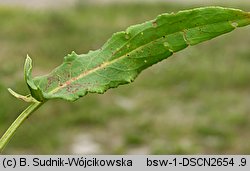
27,7 -> 250,101
24,55 -> 45,102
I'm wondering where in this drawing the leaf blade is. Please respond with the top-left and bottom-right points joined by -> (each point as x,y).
29,7 -> 250,101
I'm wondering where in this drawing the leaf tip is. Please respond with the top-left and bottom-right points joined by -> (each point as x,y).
25,54 -> 32,65
7,88 -> 39,103
7,88 -> 16,96
7,88 -> 22,100
24,54 -> 32,76
26,54 -> 31,59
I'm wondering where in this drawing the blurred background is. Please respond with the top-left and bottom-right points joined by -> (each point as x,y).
0,0 -> 250,154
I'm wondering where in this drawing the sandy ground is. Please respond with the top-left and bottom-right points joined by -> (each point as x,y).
0,0 -> 249,9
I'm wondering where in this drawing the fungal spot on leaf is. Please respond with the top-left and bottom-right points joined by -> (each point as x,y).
141,32 -> 144,35
46,75 -> 58,90
125,33 -> 130,39
66,85 -> 73,93
144,60 -> 147,63
163,42 -> 169,47
182,30 -> 189,45
152,21 -> 158,28
126,44 -> 130,48
230,22 -> 238,28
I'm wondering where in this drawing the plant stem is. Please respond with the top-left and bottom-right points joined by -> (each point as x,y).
0,101 -> 45,153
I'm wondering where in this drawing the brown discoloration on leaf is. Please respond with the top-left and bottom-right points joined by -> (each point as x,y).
46,75 -> 58,91
152,20 -> 158,28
